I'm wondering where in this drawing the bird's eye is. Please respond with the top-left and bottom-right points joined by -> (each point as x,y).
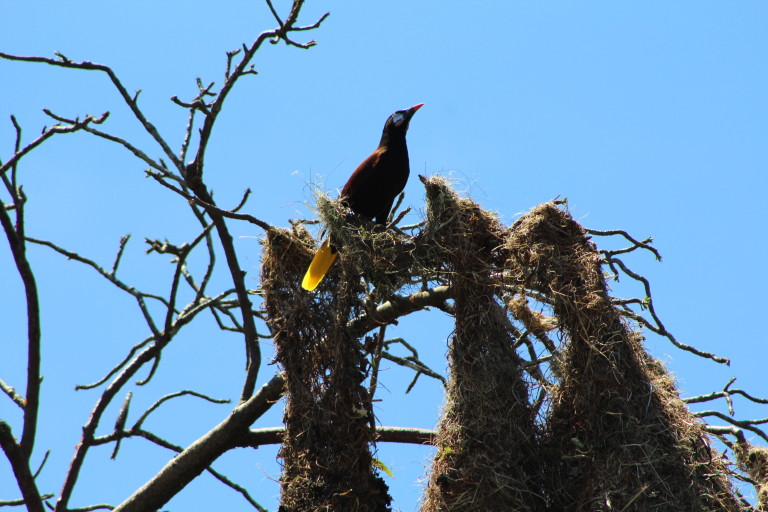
391,112 -> 405,126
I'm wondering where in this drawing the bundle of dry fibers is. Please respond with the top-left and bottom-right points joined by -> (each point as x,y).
419,177 -> 545,512
262,226 -> 391,512
506,203 -> 744,512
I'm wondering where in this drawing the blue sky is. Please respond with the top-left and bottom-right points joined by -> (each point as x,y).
1,2 -> 767,511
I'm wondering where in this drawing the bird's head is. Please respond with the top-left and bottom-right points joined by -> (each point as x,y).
380,103 -> 424,145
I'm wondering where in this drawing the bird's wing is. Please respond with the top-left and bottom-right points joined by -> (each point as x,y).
340,148 -> 385,206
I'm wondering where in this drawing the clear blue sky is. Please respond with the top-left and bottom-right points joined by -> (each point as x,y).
2,2 -> 767,511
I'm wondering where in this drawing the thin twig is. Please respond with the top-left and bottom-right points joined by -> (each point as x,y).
32,450 -> 50,480
147,171 -> 273,232
368,326 -> 387,399
608,255 -> 729,364
25,236 -> 163,337
111,392 -> 132,459
690,388 -> 768,406
0,51 -> 183,171
110,234 -> 131,276
0,377 -> 26,409
380,341 -> 446,387
0,111 -> 108,177
76,336 -> 153,390
111,374 -> 285,512
42,109 -> 165,172
67,504 -> 114,511
586,227 -> 662,261
133,390 -> 230,431
693,410 -> 768,444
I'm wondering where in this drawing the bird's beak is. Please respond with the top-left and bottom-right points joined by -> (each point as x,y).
406,103 -> 424,118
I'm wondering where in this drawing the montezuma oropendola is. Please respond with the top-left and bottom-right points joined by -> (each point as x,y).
301,103 -> 424,291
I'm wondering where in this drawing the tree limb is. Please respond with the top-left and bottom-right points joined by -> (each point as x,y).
348,285 -> 454,337
0,420 -> 44,512
111,374 -> 285,512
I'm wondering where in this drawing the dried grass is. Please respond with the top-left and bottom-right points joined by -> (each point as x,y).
261,226 -> 390,512
506,202 -> 745,512
735,441 -> 768,510
260,179 -> 750,512
419,177 -> 545,512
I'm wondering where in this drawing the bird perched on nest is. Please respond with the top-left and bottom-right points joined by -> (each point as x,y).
302,103 -> 424,291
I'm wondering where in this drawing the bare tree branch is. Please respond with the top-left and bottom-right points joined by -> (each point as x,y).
189,1 -> 328,176
607,255 -> 730,365
25,236 -> 164,337
146,171 -> 273,232
132,390 -> 230,431
586,227 -> 662,261
42,109 -> 166,172
0,112 -> 108,178
236,426 -> 436,448
67,503 -> 114,511
0,420 -> 44,512
0,495 -> 53,507
381,337 -> 447,388
0,52 -> 183,171
0,378 -> 26,409
111,374 -> 285,512
693,410 -> 768,444
348,285 -> 454,337
0,205 -> 40,459
686,384 -> 768,408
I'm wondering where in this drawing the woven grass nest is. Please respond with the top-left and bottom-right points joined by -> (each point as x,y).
260,176 -> 752,512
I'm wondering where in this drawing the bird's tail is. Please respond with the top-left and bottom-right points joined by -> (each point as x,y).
301,239 -> 338,291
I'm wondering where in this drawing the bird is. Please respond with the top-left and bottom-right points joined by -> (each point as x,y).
301,103 -> 424,291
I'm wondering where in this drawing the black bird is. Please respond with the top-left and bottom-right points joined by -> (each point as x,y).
302,103 -> 423,291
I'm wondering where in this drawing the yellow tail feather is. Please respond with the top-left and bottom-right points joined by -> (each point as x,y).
301,239 -> 338,291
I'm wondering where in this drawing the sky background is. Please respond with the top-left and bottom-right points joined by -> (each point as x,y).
1,2 -> 767,511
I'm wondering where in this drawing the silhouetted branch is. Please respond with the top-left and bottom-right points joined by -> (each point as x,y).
75,336 -> 153,391
0,52 -> 183,171
587,227 -> 662,261
0,111 -> 108,178
91,423 -> 266,511
67,503 -> 114,511
686,380 -> 768,410
190,0 -> 328,175
0,421 -> 44,512
111,374 -> 285,512
0,378 -> 26,409
133,391 -> 230,431
26,236 -> 164,337
0,495 -> 53,507
42,109 -> 165,172
0,207 -> 40,459
237,426 -> 436,448
605,254 -> 729,365
348,285 -> 454,337
382,337 -> 446,389
146,171 -> 273,232
693,410 -> 768,444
